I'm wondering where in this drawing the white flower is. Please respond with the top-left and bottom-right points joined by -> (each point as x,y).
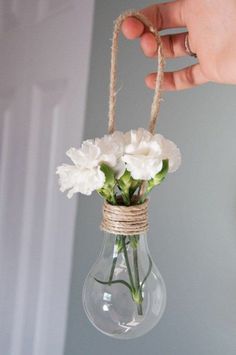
56,140 -> 107,198
67,140 -> 103,168
95,131 -> 126,178
153,134 -> 181,173
56,132 -> 125,197
56,164 -> 105,198
56,128 -> 181,198
121,128 -> 163,180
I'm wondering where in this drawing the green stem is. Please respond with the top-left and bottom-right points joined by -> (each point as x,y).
107,236 -> 131,284
109,191 -> 117,205
121,236 -> 135,291
108,235 -> 122,283
108,255 -> 117,284
133,240 -> 143,315
121,191 -> 130,206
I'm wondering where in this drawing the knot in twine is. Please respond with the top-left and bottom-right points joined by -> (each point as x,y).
101,200 -> 149,235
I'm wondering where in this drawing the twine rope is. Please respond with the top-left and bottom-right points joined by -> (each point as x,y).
101,199 -> 148,235
102,10 -> 165,235
108,9 -> 165,135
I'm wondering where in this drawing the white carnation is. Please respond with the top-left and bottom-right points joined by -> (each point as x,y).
56,132 -> 125,197
56,164 -> 105,198
67,140 -> 102,168
153,134 -> 181,173
122,128 -> 163,180
95,131 -> 126,178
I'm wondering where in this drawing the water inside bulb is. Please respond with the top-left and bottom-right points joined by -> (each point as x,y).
83,232 -> 166,339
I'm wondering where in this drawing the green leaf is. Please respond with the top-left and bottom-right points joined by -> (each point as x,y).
115,236 -> 124,253
140,254 -> 152,291
153,159 -> 169,184
147,159 -> 169,193
132,289 -> 143,304
97,163 -> 116,204
118,170 -> 142,205
97,188 -> 116,204
118,169 -> 131,187
129,235 -> 140,249
94,277 -> 133,293
130,179 -> 141,195
100,163 -> 116,189
117,170 -> 131,205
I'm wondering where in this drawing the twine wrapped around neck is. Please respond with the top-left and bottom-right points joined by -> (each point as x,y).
108,9 -> 165,135
101,199 -> 148,235
101,10 -> 165,235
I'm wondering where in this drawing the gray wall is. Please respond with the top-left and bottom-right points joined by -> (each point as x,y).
65,1 -> 236,354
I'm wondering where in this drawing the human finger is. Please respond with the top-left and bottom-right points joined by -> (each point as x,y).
160,32 -> 189,58
122,1 -> 185,40
140,32 -> 189,58
145,64 -> 209,91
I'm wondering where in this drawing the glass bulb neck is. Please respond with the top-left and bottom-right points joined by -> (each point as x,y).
101,199 -> 149,236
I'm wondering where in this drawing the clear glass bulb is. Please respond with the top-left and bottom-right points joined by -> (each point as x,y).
83,232 -> 166,339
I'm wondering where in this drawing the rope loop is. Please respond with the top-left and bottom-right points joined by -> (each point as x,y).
108,10 -> 165,135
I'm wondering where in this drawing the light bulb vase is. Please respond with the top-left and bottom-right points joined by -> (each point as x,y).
83,231 -> 166,339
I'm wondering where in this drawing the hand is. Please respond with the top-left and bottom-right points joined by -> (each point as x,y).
121,0 -> 236,90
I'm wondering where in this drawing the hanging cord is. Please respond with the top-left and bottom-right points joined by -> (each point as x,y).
101,10 -> 165,235
107,10 -> 165,135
